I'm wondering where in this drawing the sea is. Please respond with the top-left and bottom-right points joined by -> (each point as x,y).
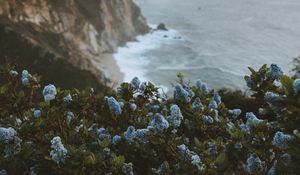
114,0 -> 300,92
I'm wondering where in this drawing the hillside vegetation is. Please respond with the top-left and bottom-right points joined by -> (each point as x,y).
0,63 -> 299,174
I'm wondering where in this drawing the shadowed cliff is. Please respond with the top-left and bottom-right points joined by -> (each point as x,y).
0,0 -> 149,84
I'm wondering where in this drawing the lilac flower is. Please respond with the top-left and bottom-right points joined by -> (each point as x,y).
103,147 -> 111,157
136,129 -> 149,143
192,97 -> 204,112
149,105 -> 160,113
174,84 -> 191,103
191,154 -> 206,172
267,162 -> 276,175
112,135 -> 122,145
202,115 -> 214,125
243,154 -> 265,174
3,135 -> 22,158
245,76 -> 255,88
119,102 -> 124,108
208,100 -> 218,110
50,136 -> 68,164
246,112 -> 264,126
183,85 -> 195,98
9,70 -> 18,77
33,109 -> 42,118
177,144 -> 189,157
234,142 -> 243,150
124,126 -> 137,142
272,131 -> 292,149
229,109 -> 242,119
191,155 -> 201,165
153,162 -> 169,175
139,82 -> 147,92
15,118 -> 22,126
21,70 -> 30,86
239,123 -> 251,134
196,80 -> 209,94
227,122 -> 235,130
264,92 -> 279,104
130,103 -> 137,111
171,129 -> 177,134
130,77 -> 141,90
22,70 -> 29,77
97,128 -> 111,141
148,113 -> 169,133
63,94 -> 72,102
167,104 -> 183,127
207,143 -> 218,155
22,78 -> 29,86
0,127 -> 17,143
213,110 -> 219,122
213,92 -> 221,105
0,170 -> 6,175
281,153 -> 291,162
177,144 -> 206,172
106,96 -> 122,116
258,108 -> 267,115
43,84 -> 57,102
32,76 -> 38,83
122,162 -> 134,175
88,123 -> 97,132
293,129 -> 298,135
75,124 -> 83,132
66,111 -> 74,124
293,79 -> 300,94
266,64 -> 283,79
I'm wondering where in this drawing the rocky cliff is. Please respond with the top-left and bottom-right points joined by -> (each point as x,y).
0,0 -> 149,83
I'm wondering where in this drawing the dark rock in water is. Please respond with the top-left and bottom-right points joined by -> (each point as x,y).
174,36 -> 182,40
157,23 -> 168,31
163,35 -> 168,38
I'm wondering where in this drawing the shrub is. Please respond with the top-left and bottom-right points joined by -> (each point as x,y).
0,64 -> 299,174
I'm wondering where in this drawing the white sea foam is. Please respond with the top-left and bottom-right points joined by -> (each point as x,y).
156,65 -> 244,77
113,24 -> 183,84
134,0 -> 299,91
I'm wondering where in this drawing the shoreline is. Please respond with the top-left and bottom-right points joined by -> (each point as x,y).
102,54 -> 125,88
92,53 -> 125,89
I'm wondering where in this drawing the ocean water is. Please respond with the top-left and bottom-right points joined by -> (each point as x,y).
114,0 -> 300,92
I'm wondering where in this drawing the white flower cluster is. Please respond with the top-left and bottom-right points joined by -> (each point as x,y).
0,127 -> 22,158
43,84 -> 57,102
50,136 -> 68,164
0,127 -> 17,143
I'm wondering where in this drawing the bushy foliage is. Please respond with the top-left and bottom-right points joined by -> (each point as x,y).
0,64 -> 299,174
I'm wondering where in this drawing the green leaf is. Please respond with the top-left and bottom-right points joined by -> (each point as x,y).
216,152 -> 229,168
194,137 -> 204,149
83,125 -> 88,137
18,90 -> 25,98
248,67 -> 258,76
0,84 -> 8,94
295,132 -> 300,139
113,155 -> 125,166
259,64 -> 267,71
149,137 -> 165,145
44,156 -> 52,160
84,153 -> 96,165
98,139 -> 109,148
177,72 -> 184,84
280,75 -> 293,95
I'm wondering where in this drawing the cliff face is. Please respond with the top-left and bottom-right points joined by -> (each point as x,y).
0,0 -> 149,81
